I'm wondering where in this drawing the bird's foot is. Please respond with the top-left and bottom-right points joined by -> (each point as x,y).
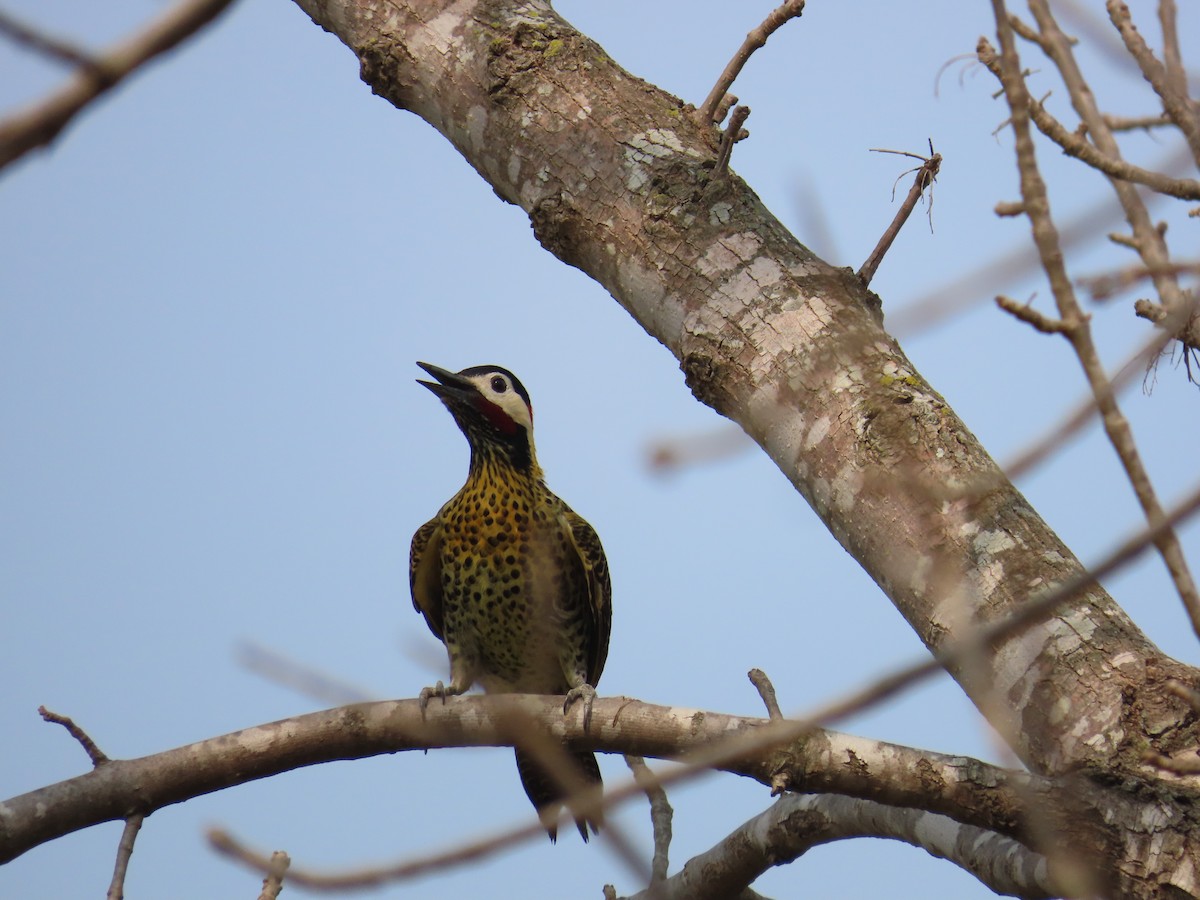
418,681 -> 447,716
564,683 -> 598,732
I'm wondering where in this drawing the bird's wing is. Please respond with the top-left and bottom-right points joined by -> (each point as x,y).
562,508 -> 612,686
409,517 -> 445,641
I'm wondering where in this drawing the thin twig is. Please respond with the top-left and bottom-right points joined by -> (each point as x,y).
38,705 -> 109,767
0,0 -> 237,171
209,821 -> 548,891
625,756 -> 672,884
105,814 -> 144,900
646,425 -> 750,474
975,43 -> 1200,199
995,295 -> 1074,333
1082,261 -> 1200,302
236,641 -> 375,705
1002,320 -> 1181,480
696,0 -> 805,127
1107,0 -> 1200,163
985,2 -> 1200,637
258,850 -> 291,900
857,146 -> 941,287
891,145 -> 1191,336
0,9 -> 103,70
1097,113 -> 1172,133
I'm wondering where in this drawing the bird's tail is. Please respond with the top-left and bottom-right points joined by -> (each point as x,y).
514,746 -> 603,842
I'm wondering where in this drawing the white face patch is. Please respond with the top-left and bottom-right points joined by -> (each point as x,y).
465,370 -> 534,432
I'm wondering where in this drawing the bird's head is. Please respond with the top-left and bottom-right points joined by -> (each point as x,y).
417,362 -> 538,472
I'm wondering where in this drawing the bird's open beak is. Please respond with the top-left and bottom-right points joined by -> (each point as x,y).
416,361 -> 475,401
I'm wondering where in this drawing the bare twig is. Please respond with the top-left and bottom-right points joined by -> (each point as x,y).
979,37 -> 1200,198
696,0 -> 805,127
747,669 -> 782,721
1097,113 -> 1172,133
258,850 -> 291,900
105,814 -> 144,900
1082,262 -> 1200,302
0,9 -> 103,70
996,295 -> 1074,333
1003,320 -> 1181,479
1107,0 -> 1200,163
626,756 -> 672,884
38,705 -> 109,767
210,818 -> 548,891
984,1 -> 1200,637
713,104 -> 750,176
0,0 -> 237,171
236,641 -> 375,705
646,425 -> 750,474
891,145 -> 1191,336
933,53 -> 983,98
857,146 -> 941,287
1023,97 -> 1200,200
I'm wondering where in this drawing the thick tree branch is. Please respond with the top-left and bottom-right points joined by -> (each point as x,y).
623,794 -> 1057,900
0,696 -> 1040,865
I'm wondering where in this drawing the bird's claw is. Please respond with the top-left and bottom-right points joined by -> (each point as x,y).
418,681 -> 447,715
564,683 -> 597,732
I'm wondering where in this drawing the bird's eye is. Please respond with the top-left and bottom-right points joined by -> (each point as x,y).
490,375 -> 508,393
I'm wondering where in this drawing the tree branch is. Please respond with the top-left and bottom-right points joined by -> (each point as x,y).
983,0 -> 1200,637
1106,0 -> 1200,163
696,0 -> 805,127
623,794 -> 1057,900
0,0 -> 237,171
0,696 -> 1041,865
857,147 -> 942,287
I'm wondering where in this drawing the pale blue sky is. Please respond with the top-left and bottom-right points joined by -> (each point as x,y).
2,1 -> 1198,897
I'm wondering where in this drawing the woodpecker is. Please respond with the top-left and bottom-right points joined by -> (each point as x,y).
409,362 -> 612,841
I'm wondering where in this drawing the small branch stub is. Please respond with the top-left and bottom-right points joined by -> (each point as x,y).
39,705 -> 109,767
714,104 -> 750,176
996,295 -> 1076,334
748,668 -> 783,721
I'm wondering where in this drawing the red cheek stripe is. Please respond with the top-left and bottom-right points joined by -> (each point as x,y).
476,397 -> 520,435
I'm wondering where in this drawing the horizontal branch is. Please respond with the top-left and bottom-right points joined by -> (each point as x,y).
0,695 -> 1040,864
625,794 -> 1056,900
